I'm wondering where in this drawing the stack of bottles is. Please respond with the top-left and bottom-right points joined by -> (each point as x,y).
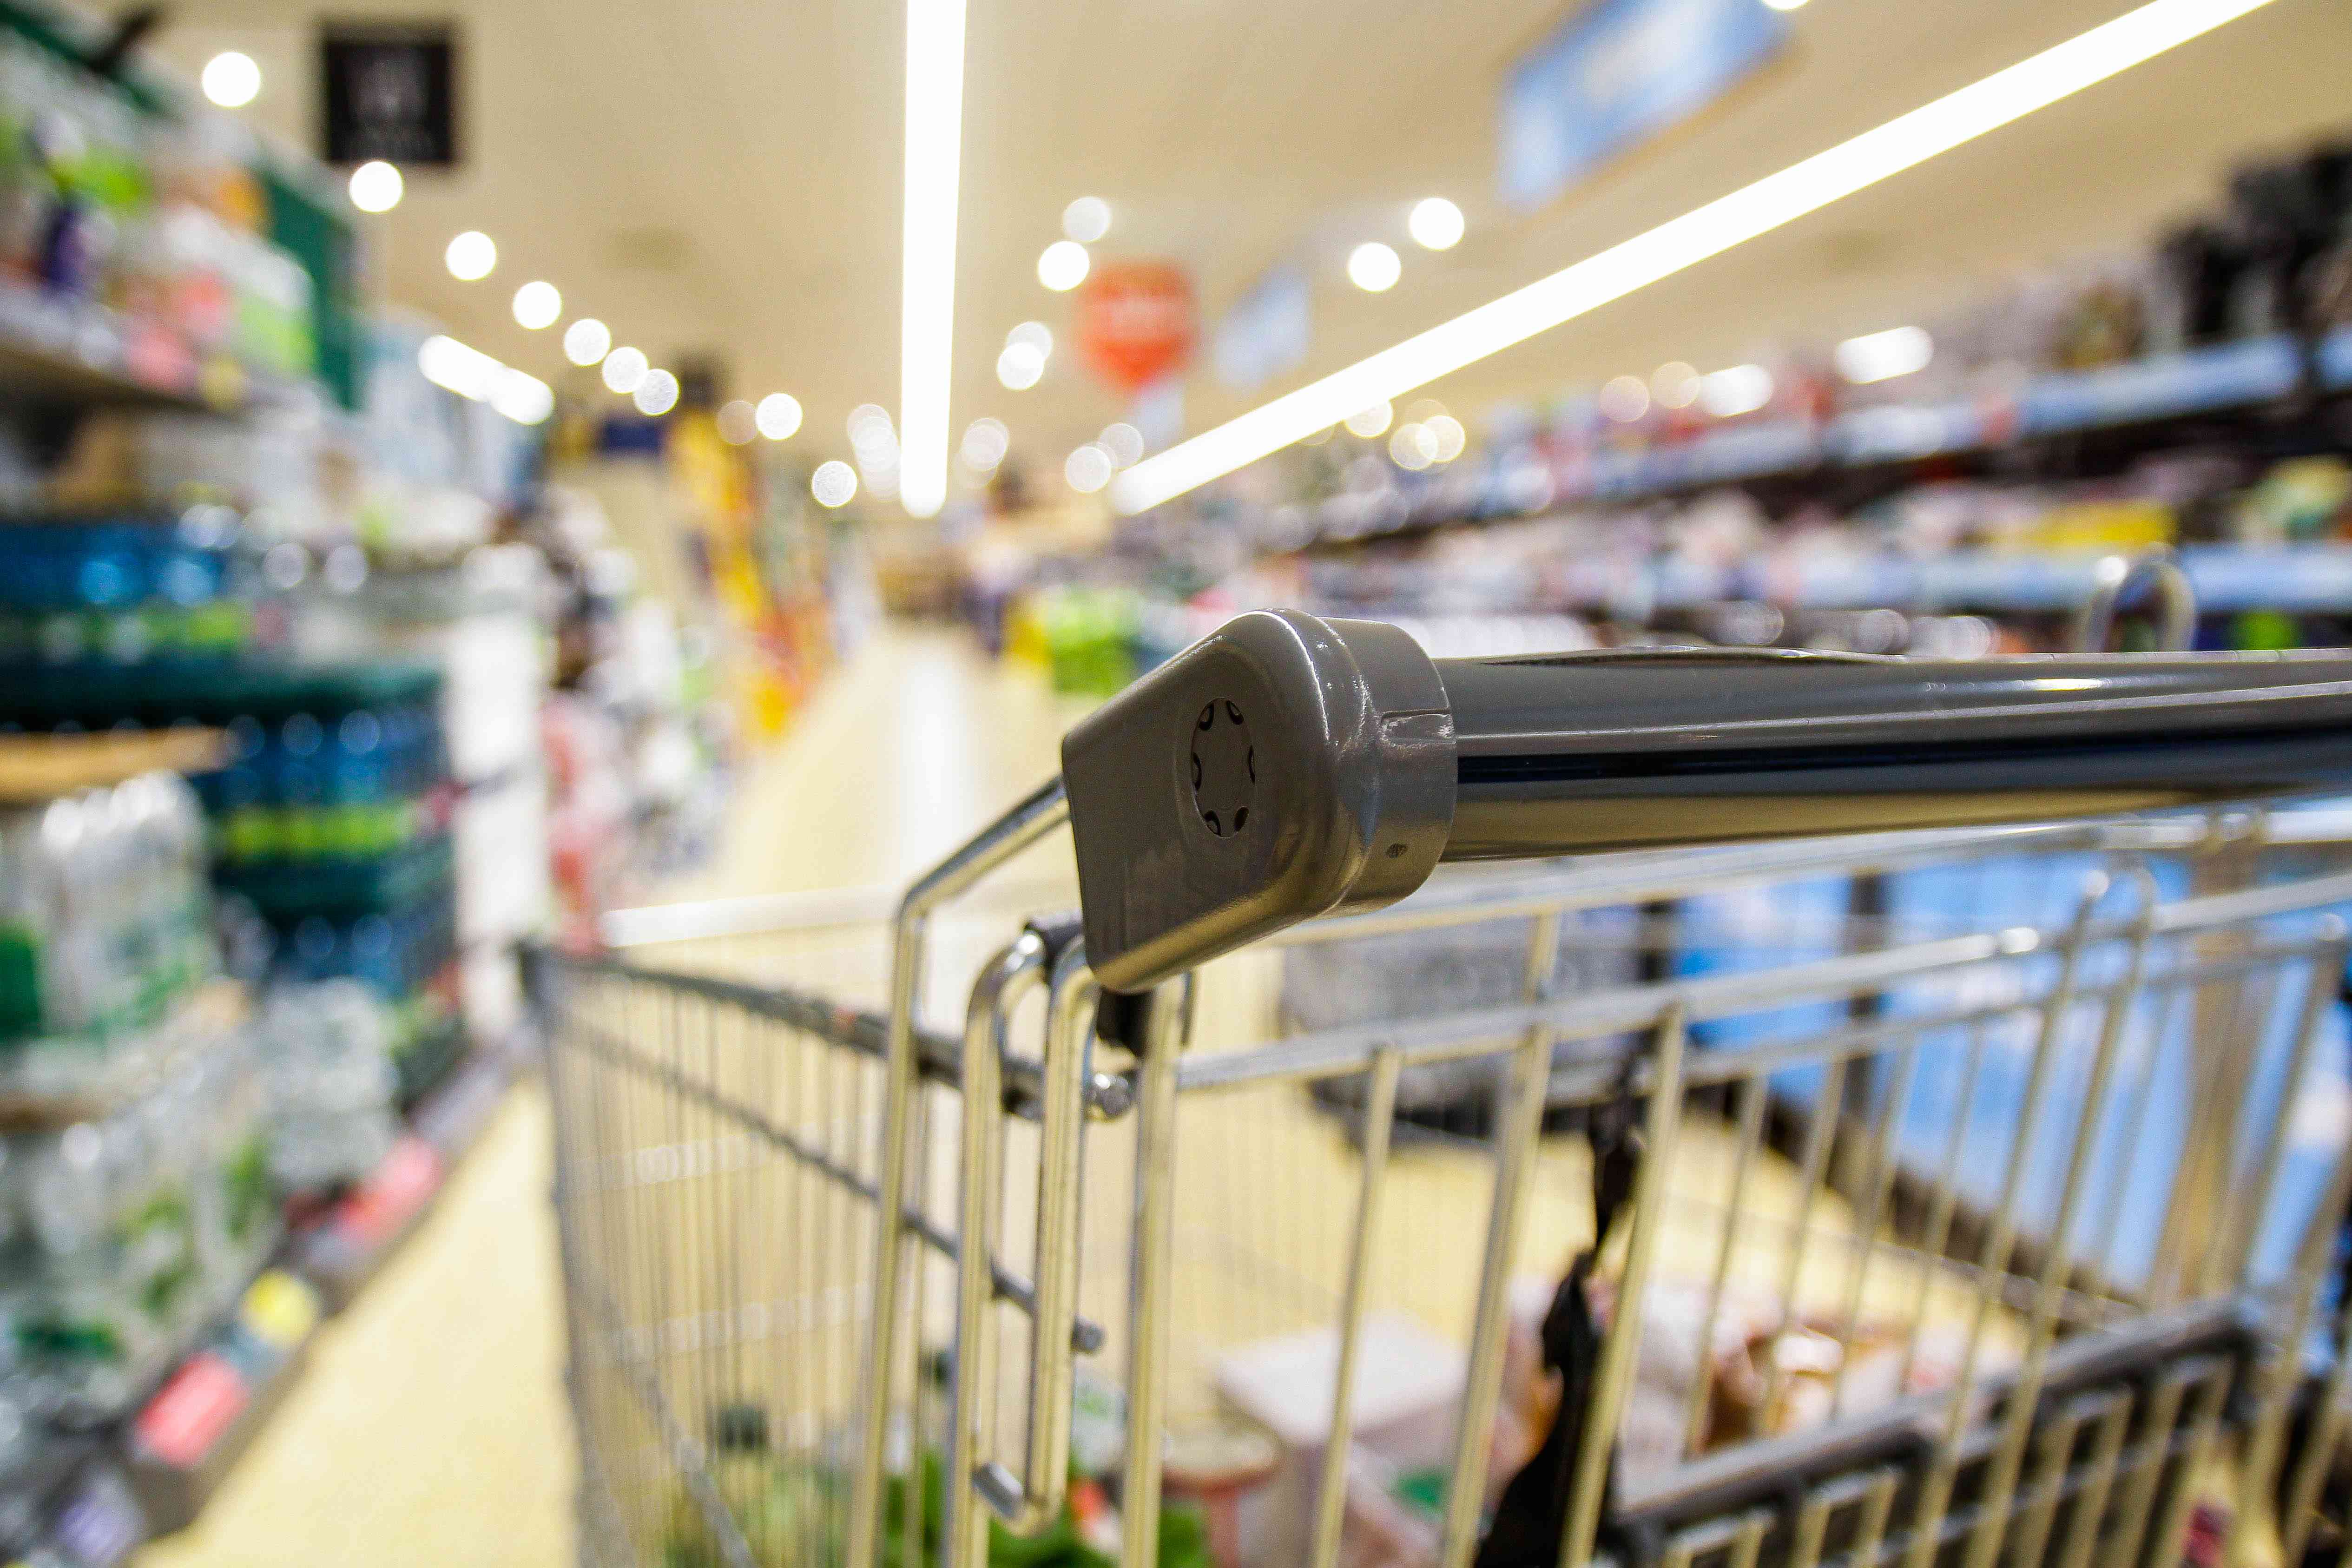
0,507 -> 253,669
190,670 -> 461,1103
0,772 -> 214,1100
0,995 -> 271,1421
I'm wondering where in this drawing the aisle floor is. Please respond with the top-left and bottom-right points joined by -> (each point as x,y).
139,628 -> 1075,1566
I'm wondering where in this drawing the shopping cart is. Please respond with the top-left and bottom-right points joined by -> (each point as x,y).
530,611 -> 2352,1568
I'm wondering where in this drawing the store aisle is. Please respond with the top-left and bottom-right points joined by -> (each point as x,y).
137,627 -> 1073,1566
139,1085 -> 573,1568
664,624 -> 1080,904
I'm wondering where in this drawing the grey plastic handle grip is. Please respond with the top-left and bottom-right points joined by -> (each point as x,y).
1062,609 -> 2352,991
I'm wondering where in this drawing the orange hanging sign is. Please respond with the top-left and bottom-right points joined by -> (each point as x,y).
1078,263 -> 1195,395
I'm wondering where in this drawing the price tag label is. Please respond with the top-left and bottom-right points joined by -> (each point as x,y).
240,1269 -> 321,1353
336,1135 -> 444,1248
135,1351 -> 250,1469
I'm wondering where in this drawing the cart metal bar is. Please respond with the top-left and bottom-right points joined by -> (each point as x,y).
959,938 -> 1097,1537
943,932 -> 1045,1568
1120,976 -> 1192,1568
1174,909 -> 2352,1097
1559,1005 -> 1688,1568
1957,882 -> 2155,1568
548,1000 -> 1107,1353
1061,609 -> 2352,989
2234,1134 -> 2352,1565
1308,1044 -> 1402,1568
853,779 -> 1069,1568
1437,909 -> 1565,1568
1610,1296 -> 2247,1531
548,951 -> 1126,1121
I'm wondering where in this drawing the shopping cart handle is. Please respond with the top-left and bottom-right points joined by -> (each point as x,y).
1063,609 -> 2352,991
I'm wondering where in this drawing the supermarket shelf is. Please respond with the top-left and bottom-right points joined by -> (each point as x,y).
0,728 -> 227,803
291,1047 -> 512,1311
2013,334 -> 2303,435
1311,544 -> 2352,621
0,281 -> 221,412
0,1439 -> 142,1566
121,1271 -> 321,1535
1290,333 -> 2352,549
111,1044 -> 514,1544
2320,325 -> 2352,390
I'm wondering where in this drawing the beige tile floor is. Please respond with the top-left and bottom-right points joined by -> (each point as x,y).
140,628 -> 1077,1567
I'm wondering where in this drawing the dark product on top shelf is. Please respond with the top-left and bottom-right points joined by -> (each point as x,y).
0,32 -> 147,301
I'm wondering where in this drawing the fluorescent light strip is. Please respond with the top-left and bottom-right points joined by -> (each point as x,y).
899,0 -> 969,519
1111,0 -> 2278,515
417,334 -> 554,426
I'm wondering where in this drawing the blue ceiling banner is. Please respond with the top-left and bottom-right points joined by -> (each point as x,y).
1500,0 -> 1786,212
1212,264 -> 1311,392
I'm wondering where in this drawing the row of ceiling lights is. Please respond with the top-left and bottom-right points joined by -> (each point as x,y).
196,50 -> 822,453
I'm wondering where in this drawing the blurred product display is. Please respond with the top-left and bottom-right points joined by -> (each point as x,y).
8,0 -> 2352,1561
975,125 -> 2352,685
0,1 -> 862,1554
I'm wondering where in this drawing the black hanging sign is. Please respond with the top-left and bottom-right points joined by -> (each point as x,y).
319,23 -> 458,166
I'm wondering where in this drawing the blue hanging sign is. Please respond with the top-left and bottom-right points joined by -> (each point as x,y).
1500,0 -> 1785,212
1212,264 -> 1311,392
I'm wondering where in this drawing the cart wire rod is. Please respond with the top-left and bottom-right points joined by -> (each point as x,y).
542,950 -> 1130,1119
1175,921 -> 2350,1096
573,1273 -> 760,1568
855,777 -> 1072,1568
559,1012 -> 1107,1354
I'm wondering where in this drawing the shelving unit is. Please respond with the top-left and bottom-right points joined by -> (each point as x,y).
1276,329 -> 2352,548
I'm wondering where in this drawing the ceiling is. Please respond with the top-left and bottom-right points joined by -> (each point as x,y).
144,0 -> 2352,499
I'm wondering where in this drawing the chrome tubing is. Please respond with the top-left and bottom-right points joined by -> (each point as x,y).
943,932 -> 1049,1568
967,939 -> 1098,1535
1060,609 -> 2352,990
850,779 -> 1071,1568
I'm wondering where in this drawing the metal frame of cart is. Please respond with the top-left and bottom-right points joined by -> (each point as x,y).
531,612 -> 2352,1568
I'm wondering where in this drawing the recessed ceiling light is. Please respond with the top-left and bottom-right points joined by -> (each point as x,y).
348,160 -> 402,213
633,369 -> 680,416
997,342 -> 1045,390
812,461 -> 858,507
512,281 -> 562,330
1408,198 -> 1464,251
1835,325 -> 1935,383
756,393 -> 803,439
1347,242 -> 1401,292
445,231 -> 497,282
1063,197 -> 1111,243
601,346 -> 648,395
1064,444 -> 1113,493
201,52 -> 260,108
1038,240 -> 1090,292
563,319 -> 612,367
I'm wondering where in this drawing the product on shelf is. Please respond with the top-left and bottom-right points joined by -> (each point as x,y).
0,506 -> 251,667
0,19 -> 321,389
251,979 -> 396,1192
3,1020 -> 273,1422
0,771 -> 213,1089
1046,122 -> 2352,673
